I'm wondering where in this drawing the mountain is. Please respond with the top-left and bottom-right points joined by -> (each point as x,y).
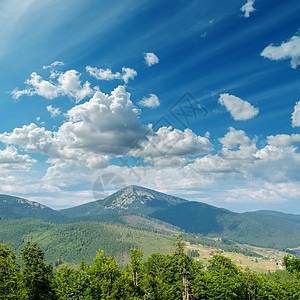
0,194 -> 64,221
243,210 -> 300,236
60,185 -> 300,249
150,202 -> 300,249
1,187 -> 300,251
60,185 -> 187,217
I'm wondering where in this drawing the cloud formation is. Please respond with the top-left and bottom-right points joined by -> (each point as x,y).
225,182 -> 297,203
240,0 -> 255,18
138,94 -> 160,108
12,70 -> 93,102
292,101 -> 300,127
0,146 -> 36,171
43,61 -> 65,70
261,35 -> 300,69
186,127 -> 257,174
47,105 -> 61,118
144,52 -> 159,67
86,66 -> 137,83
132,126 -> 212,166
2,86 -> 147,171
218,93 -> 259,120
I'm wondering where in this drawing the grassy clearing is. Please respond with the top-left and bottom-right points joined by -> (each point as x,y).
185,241 -> 289,273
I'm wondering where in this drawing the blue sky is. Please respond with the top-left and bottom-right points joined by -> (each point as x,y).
0,0 -> 299,213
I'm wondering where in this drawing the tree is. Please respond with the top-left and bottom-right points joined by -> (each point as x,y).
88,249 -> 120,299
21,242 -> 53,300
53,264 -> 92,300
173,235 -> 196,300
283,255 -> 300,278
206,255 -> 246,299
130,249 -> 143,287
0,244 -> 26,299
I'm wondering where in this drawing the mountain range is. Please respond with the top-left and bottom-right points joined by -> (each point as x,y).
0,185 -> 299,252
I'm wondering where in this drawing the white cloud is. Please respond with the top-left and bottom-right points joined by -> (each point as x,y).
43,61 -> 64,70
121,67 -> 137,83
226,182 -> 300,203
251,134 -> 300,182
138,94 -> 160,108
292,101 -> 300,127
185,127 -> 257,174
226,187 -> 286,203
218,93 -> 259,120
261,35 -> 300,69
56,70 -> 93,102
266,133 -> 300,147
47,105 -> 61,118
132,126 -> 212,167
86,66 -> 121,80
11,70 -> 93,102
240,0 -> 255,18
2,86 -> 148,171
219,127 -> 253,149
185,129 -> 300,183
0,146 -> 36,171
144,52 -> 159,67
0,123 -> 54,154
86,66 -> 137,83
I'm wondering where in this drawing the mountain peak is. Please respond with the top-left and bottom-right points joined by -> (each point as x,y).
61,185 -> 188,217
99,185 -> 187,213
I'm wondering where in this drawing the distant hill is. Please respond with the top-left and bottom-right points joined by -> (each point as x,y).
0,194 -> 64,221
60,185 -> 187,217
150,202 -> 300,249
243,210 -> 300,236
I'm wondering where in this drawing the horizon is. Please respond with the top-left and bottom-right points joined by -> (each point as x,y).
0,0 -> 299,213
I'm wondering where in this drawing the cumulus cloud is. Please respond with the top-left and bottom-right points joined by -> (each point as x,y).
0,123 -> 54,154
2,86 -> 148,171
138,94 -> 160,108
131,126 -> 212,167
0,146 -> 36,171
86,66 -> 137,83
218,93 -> 259,120
144,52 -> 159,67
261,35 -> 300,69
292,101 -> 300,127
240,0 -> 255,18
47,105 -> 61,118
86,66 -> 121,80
184,127 -> 300,184
266,133 -> 300,147
251,133 -> 300,182
121,67 -> 137,83
186,127 -> 257,174
12,70 -> 93,102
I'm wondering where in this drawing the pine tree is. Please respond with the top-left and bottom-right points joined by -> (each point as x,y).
21,242 -> 54,300
0,244 -> 26,299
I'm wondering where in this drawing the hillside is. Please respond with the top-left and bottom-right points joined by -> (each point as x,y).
0,194 -> 64,221
0,218 -> 175,265
243,210 -> 300,236
150,202 -> 300,249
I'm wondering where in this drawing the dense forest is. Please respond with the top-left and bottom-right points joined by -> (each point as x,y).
1,236 -> 300,300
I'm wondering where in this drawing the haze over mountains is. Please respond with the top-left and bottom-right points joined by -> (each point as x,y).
1,185 -> 300,251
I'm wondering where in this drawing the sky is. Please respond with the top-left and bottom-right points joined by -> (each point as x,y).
0,0 -> 299,213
